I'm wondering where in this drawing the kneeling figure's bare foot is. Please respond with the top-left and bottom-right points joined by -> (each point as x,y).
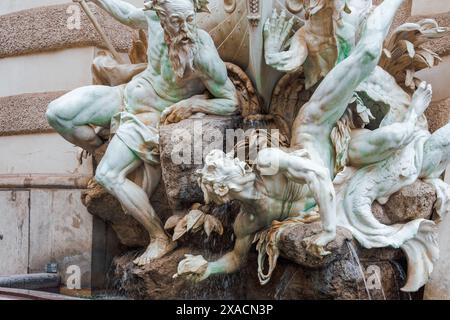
133,237 -> 177,266
411,81 -> 433,116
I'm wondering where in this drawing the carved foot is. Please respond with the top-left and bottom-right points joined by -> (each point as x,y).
133,238 -> 177,266
302,230 -> 336,258
411,81 -> 433,116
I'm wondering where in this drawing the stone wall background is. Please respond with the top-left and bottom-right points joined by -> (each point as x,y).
0,0 -> 137,292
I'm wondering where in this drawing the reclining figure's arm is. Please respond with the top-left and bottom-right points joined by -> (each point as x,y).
160,32 -> 239,124
84,0 -> 150,29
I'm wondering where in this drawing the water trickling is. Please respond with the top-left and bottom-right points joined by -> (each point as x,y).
389,260 -> 412,300
346,242 -> 372,300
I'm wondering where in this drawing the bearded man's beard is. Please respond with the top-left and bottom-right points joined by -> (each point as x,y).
165,28 -> 198,79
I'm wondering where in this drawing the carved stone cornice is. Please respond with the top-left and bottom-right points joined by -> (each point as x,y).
0,91 -> 67,136
0,4 -> 134,59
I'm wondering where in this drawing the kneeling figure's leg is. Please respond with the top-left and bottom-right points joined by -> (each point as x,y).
421,123 -> 450,179
348,82 -> 433,167
46,85 -> 123,153
95,135 -> 175,265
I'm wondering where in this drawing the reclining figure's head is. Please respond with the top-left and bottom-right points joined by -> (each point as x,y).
144,0 -> 209,78
197,150 -> 255,205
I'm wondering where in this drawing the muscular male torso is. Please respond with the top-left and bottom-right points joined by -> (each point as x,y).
123,13 -> 210,115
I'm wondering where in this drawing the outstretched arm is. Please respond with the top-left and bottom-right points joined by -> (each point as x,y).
207,235 -> 253,276
175,211 -> 261,280
175,235 -> 253,281
88,0 -> 150,29
292,0 -> 405,140
257,148 -> 337,256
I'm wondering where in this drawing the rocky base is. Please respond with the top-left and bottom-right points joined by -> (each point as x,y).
82,114 -> 437,300
106,216 -> 417,300
86,175 -> 435,300
108,242 -> 414,300
159,116 -> 243,209
372,180 -> 436,225
278,222 -> 353,268
82,179 -> 172,248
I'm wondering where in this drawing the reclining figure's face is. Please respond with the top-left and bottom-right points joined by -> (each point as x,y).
197,150 -> 254,205
157,0 -> 198,44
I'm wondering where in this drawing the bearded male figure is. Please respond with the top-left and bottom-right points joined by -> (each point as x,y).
46,0 -> 239,265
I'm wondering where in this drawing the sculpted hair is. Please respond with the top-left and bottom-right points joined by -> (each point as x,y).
144,0 -> 210,15
196,150 -> 252,203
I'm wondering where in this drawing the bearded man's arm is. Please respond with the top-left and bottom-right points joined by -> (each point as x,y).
87,0 -> 151,29
184,34 -> 239,116
160,32 -> 239,124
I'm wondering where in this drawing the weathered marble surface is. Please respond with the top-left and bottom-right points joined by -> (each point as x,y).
38,0 -> 445,298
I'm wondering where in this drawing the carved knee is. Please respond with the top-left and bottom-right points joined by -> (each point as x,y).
46,101 -> 63,129
95,168 -> 117,192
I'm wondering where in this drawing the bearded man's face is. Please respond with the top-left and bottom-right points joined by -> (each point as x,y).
158,0 -> 199,79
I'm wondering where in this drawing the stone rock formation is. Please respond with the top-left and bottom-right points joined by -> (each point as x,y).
372,181 -> 436,225
110,238 -> 414,300
278,223 -> 353,269
88,171 -> 434,299
159,116 -> 243,209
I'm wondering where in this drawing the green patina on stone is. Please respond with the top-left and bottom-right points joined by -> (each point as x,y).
336,36 -> 352,63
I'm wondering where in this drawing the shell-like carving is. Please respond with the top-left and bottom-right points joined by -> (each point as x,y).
223,0 -> 236,13
286,0 -> 304,14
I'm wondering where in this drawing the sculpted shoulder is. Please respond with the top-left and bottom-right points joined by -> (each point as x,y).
195,30 -> 228,84
144,10 -> 164,33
